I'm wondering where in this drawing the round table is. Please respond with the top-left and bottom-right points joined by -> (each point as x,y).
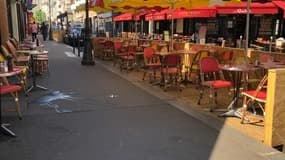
219,64 -> 259,118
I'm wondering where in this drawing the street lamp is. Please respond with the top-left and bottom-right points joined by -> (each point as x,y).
48,0 -> 53,40
81,0 -> 95,65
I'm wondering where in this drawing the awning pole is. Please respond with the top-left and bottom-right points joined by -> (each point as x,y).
171,2 -> 174,51
244,0 -> 251,65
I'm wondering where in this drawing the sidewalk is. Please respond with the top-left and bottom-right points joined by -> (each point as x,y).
0,40 -> 284,160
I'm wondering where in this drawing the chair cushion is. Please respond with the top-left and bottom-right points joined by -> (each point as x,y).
0,85 -> 21,94
120,55 -> 135,60
242,90 -> 267,101
146,63 -> 161,67
34,57 -> 48,61
202,80 -> 232,88
34,55 -> 48,58
161,67 -> 178,73
16,55 -> 30,62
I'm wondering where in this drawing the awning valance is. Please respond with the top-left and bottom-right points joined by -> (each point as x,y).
167,7 -> 216,19
114,13 -> 133,21
216,2 -> 278,15
113,11 -> 147,21
145,7 -> 216,21
145,9 -> 168,21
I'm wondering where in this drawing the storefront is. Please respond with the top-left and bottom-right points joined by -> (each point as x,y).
216,2 -> 278,47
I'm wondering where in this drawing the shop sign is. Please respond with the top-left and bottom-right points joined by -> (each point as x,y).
236,8 -> 247,14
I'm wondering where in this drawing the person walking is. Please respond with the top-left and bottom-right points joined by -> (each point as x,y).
31,21 -> 39,42
41,22 -> 48,41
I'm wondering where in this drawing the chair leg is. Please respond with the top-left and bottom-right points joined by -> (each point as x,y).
142,69 -> 147,80
241,96 -> 248,124
209,88 -> 214,112
214,89 -> 218,104
13,92 -> 22,120
197,87 -> 204,105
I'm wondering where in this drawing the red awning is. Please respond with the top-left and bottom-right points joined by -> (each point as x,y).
145,9 -> 169,21
216,2 -> 278,15
114,13 -> 133,21
114,12 -> 147,21
134,12 -> 148,21
273,0 -> 285,18
145,7 -> 216,21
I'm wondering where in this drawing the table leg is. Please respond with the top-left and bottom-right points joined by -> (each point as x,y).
0,105 -> 16,137
26,54 -> 48,94
219,71 -> 243,118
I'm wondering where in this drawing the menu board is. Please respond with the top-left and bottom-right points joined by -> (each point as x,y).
258,16 -> 273,38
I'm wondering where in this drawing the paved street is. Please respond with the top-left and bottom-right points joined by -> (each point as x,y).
0,40 -> 284,160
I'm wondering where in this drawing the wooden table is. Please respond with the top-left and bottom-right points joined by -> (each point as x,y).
0,67 -> 23,137
172,50 -> 198,84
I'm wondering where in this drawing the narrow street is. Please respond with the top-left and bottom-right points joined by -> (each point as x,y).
0,40 -> 284,160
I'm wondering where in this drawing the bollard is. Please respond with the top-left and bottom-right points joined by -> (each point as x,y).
72,33 -> 75,54
77,35 -> 81,57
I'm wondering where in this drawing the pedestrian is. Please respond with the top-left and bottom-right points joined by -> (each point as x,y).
31,21 -> 38,42
41,22 -> 48,41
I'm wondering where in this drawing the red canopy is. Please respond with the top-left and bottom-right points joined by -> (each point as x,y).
216,2 -> 278,14
145,7 -> 216,21
114,13 -> 133,21
273,0 -> 285,18
114,11 -> 148,21
145,9 -> 169,21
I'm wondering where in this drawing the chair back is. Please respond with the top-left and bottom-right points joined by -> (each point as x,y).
143,47 -> 159,64
6,40 -> 18,58
253,74 -> 268,98
163,54 -> 180,67
200,56 -> 219,73
144,47 -> 155,58
193,50 -> 210,65
104,40 -> 113,48
128,45 -> 136,53
114,41 -> 123,50
259,53 -> 272,64
0,45 -> 11,58
10,38 -> 19,48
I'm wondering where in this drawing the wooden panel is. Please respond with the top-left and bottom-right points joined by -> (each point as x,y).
264,69 -> 285,152
52,30 -> 65,42
0,0 -> 9,45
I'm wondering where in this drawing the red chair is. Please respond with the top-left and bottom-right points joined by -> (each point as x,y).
0,84 -> 22,119
142,47 -> 161,82
102,40 -> 114,60
198,56 -> 233,111
119,45 -> 136,72
161,54 -> 182,91
113,41 -> 126,66
241,74 -> 267,124
189,49 -> 210,85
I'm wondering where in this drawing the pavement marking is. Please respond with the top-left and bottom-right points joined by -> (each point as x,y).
64,51 -> 77,57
